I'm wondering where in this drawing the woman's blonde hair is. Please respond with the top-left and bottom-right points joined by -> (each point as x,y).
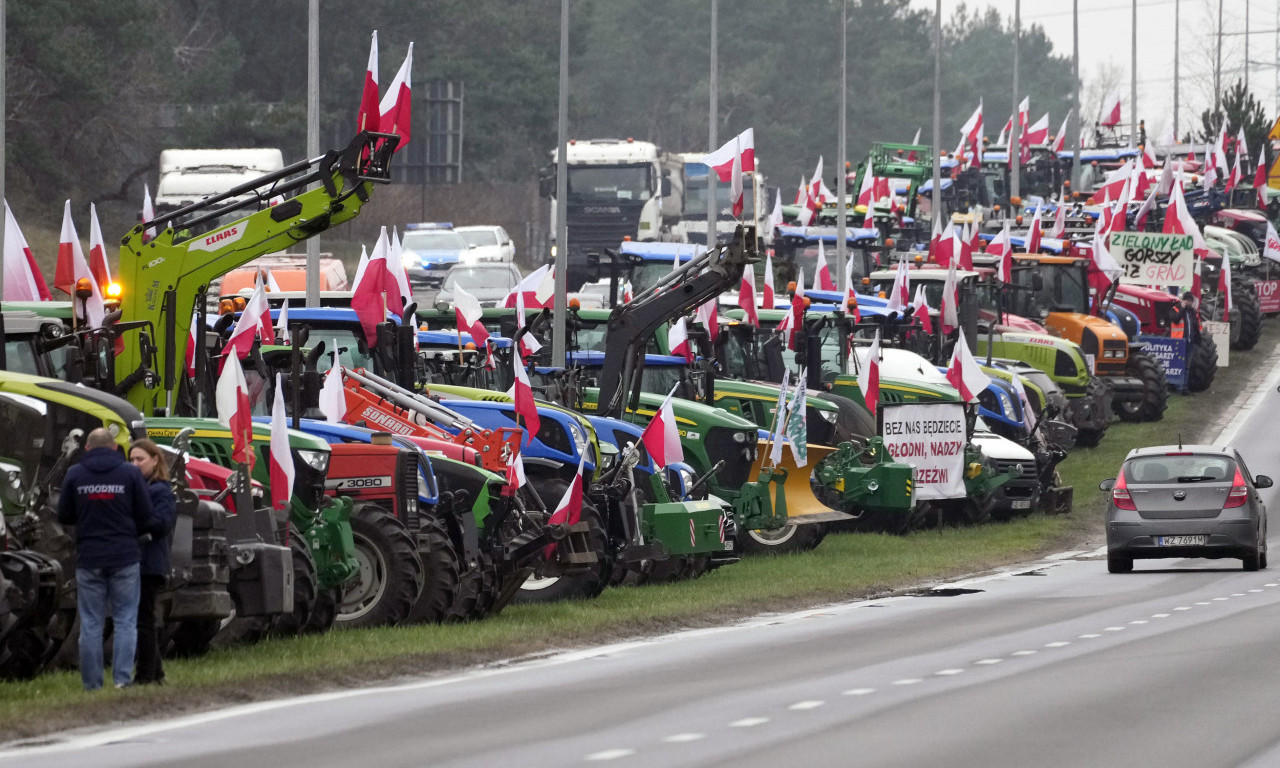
129,438 -> 171,482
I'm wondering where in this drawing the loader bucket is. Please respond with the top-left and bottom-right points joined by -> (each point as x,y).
746,442 -> 852,529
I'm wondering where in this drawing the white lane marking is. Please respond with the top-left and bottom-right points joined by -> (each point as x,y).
789,700 -> 825,710
1266,583 -> 1278,587
1195,602 -> 1212,606
586,749 -> 636,761
1152,613 -> 1171,618
975,658 -> 1003,665
891,679 -> 922,686
1129,620 -> 1149,625
663,734 -> 705,743
1045,641 -> 1070,648
1249,589 -> 1264,593
1232,593 -> 1246,597
1011,650 -> 1037,656
843,688 -> 876,696
1079,633 -> 1101,639
1174,606 -> 1192,611
1104,627 -> 1125,632
1213,597 -> 1230,601
729,718 -> 769,728
935,669 -> 965,676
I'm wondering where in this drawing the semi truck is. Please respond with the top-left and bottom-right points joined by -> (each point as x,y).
154,148 -> 286,216
540,138 -> 682,289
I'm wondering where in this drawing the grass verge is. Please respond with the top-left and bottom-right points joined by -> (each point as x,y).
1,331 -> 1275,741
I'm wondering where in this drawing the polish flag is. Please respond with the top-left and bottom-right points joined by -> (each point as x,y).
987,221 -> 1013,283
224,280 -> 273,361
963,219 -> 980,271
55,200 -> 105,328
738,263 -> 759,326
1226,145 -> 1243,190
503,444 -> 528,494
87,203 -> 111,293
997,114 -> 1012,146
385,228 -> 411,317
1100,91 -> 1122,128
1263,221 -> 1280,263
862,330 -> 881,418
352,245 -> 370,288
907,127 -> 921,161
1015,97 -> 1032,163
765,188 -> 784,237
1256,148 -> 1269,208
701,128 -> 756,181
730,138 -> 745,218
1218,243 -> 1233,320
1025,112 -> 1050,145
1093,160 -> 1134,203
1164,177 -> 1210,256
856,159 -> 877,208
640,385 -> 684,468
762,252 -> 776,309
884,259 -> 910,314
1141,141 -> 1158,169
508,348 -> 541,447
814,241 -> 836,291
357,31 -> 380,134
695,297 -> 719,341
1134,179 -> 1160,230
1026,205 -> 1044,254
351,228 -> 393,345
940,258 -> 960,333
268,373 -> 296,513
958,100 -> 984,169
787,272 -> 806,351
378,42 -> 413,151
931,215 -> 957,267
454,283 -> 491,354
1050,110 -> 1071,153
215,351 -> 255,469
912,284 -> 934,336
318,344 -> 347,423
547,452 -> 586,529
1050,194 -> 1067,239
794,175 -> 807,206
945,328 -> 992,403
184,310 -> 200,378
276,301 -> 290,345
668,316 -> 691,361
514,290 -> 542,362
503,263 -> 555,309
844,256 -> 861,322
141,184 -> 156,243
3,202 -> 51,301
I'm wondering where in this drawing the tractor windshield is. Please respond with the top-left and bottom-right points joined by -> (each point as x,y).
641,364 -> 683,396
1011,262 -> 1089,317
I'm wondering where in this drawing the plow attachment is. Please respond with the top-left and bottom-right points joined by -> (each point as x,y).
740,443 -> 854,531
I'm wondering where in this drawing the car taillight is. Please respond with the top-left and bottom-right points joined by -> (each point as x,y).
1224,468 -> 1249,508
1112,472 -> 1137,511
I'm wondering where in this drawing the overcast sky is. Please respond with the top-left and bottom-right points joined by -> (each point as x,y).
907,0 -> 1275,140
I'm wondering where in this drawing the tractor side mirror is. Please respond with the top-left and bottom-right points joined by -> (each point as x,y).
661,177 -> 672,197
1030,273 -> 1044,292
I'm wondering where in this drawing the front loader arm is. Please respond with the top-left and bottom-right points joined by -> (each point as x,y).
115,131 -> 398,416
596,225 -> 756,418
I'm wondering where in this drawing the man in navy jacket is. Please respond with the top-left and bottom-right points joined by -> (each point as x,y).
57,427 -> 161,690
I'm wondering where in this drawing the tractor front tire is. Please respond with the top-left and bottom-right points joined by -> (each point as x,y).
1114,351 -> 1168,423
1231,279 -> 1263,351
407,513 -> 462,624
1187,334 -> 1218,393
738,521 -> 828,555
335,505 -> 425,630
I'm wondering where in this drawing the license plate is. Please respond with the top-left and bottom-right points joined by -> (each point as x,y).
1158,535 -> 1208,546
1012,500 -> 1031,509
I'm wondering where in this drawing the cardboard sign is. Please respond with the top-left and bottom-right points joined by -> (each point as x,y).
1203,320 -> 1230,367
880,402 -> 966,500
1110,232 -> 1195,287
1256,279 -> 1280,313
1138,334 -> 1187,391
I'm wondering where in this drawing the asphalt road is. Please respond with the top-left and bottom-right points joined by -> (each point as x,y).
7,369 -> 1280,768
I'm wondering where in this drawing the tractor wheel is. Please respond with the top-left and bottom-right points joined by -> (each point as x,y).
302,588 -> 339,634
262,528 -> 320,637
1073,427 -> 1106,448
738,521 -> 828,555
514,500 -> 612,604
163,618 -> 223,658
446,557 -> 499,622
0,629 -> 49,681
1186,334 -> 1218,393
940,496 -> 993,527
407,513 -> 462,624
1114,351 -> 1168,423
1231,279 -> 1263,351
335,505 -> 425,629
644,556 -> 695,584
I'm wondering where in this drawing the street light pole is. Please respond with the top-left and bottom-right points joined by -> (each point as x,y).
552,0 -> 569,367
707,0 -> 718,249
1131,0 -> 1138,144
306,0 -> 320,308
836,0 -> 847,276
1010,0 -> 1021,204
1072,0 -> 1081,186
932,0 -> 942,221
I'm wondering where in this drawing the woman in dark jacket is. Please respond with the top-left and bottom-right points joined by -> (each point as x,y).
129,439 -> 176,685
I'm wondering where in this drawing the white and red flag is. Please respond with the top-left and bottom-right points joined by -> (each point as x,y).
141,183 -> 157,243
844,255 -> 861,322
765,188 -> 783,237
945,328 -> 992,403
87,203 -> 111,294
1100,91 -> 1122,128
55,200 -> 105,327
223,279 -> 273,361
701,128 -> 756,181
1256,148 -> 1270,208
3,202 -> 51,301
730,138 -> 745,218
378,42 -> 413,151
738,262 -> 759,326
962,218 -> 980,270
668,316 -> 692,361
814,241 -> 836,291
884,259 -> 910,314
276,301 -> 290,345
1227,142 -> 1244,190
1263,220 -> 1280,263
508,347 -> 541,447
1050,111 -> 1070,154
385,227 -> 411,316
957,100 -> 984,168
1015,97 -> 1031,163
503,263 -> 555,309
1025,112 -> 1050,146
453,283 -> 491,354
268,373 -> 296,513
1141,141 -> 1158,170
640,385 -> 685,468
931,215 -> 957,267
987,221 -> 1013,283
1026,205 -> 1044,254
514,290 -> 542,362
1050,195 -> 1067,239
940,257 -> 960,333
695,297 -> 719,341
318,342 -> 347,423
184,309 -> 200,378
357,31 -> 380,133
547,452 -> 587,529
352,245 -> 370,287
1218,245 -> 1233,319
762,252 -> 776,309
907,127 -> 922,161
215,350 -> 255,469
912,284 -> 934,336
351,228 -> 394,345
862,330 -> 881,418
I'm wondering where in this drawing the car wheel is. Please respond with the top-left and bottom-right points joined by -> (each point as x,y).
1243,550 -> 1262,572
1107,553 -> 1133,574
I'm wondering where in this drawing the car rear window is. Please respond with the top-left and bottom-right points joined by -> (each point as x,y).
1124,454 -> 1235,484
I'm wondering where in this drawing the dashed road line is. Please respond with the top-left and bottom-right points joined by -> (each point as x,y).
788,700 -> 825,711
729,717 -> 769,728
935,669 -> 965,676
1152,613 -> 1171,618
1011,650 -> 1037,656
843,688 -> 876,696
1174,606 -> 1192,611
1045,641 -> 1070,647
891,679 -> 922,686
1079,633 -> 1101,639
662,733 -> 705,743
586,748 -> 636,761
1104,627 -> 1125,632
974,658 -> 1003,665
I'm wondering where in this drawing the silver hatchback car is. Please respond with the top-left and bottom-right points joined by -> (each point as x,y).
1102,445 -> 1272,573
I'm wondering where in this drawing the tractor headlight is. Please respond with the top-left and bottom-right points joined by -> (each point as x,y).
997,389 -> 1014,416
818,408 -> 838,424
567,420 -> 588,456
732,431 -> 748,444
295,449 -> 330,474
418,470 -> 431,501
